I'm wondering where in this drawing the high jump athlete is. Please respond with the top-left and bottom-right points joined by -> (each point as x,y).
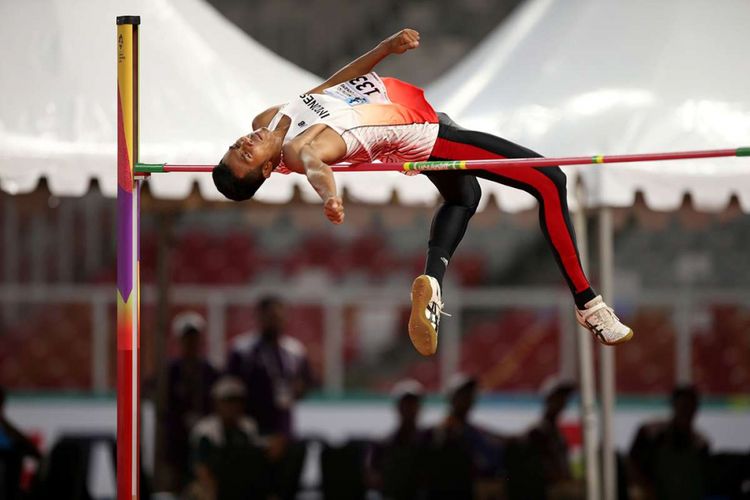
212,29 -> 633,356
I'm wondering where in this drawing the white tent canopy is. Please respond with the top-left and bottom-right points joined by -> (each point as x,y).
0,0 -> 464,209
427,0 -> 750,212
2,0 -> 749,211
0,0 -> 320,201
427,3 -> 750,497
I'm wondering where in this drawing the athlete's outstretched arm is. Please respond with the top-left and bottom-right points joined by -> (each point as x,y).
251,30 -> 419,128
305,28 -> 420,95
281,125 -> 348,224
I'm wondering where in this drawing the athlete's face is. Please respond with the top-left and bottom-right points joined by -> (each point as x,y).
222,128 -> 277,179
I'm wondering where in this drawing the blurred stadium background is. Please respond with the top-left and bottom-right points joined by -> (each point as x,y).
1,0 -> 749,499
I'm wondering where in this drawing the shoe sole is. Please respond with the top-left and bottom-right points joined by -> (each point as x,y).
576,316 -> 635,346
408,275 -> 438,356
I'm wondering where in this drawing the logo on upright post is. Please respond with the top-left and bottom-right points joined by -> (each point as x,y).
118,34 -> 125,63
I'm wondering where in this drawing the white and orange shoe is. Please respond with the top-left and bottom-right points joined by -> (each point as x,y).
576,295 -> 634,346
408,275 -> 449,356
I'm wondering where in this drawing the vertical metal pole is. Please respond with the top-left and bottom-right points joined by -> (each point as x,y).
675,291 -> 692,384
57,199 -> 75,282
153,213 -> 172,490
30,212 -> 46,283
85,192 -> 103,276
92,296 -> 110,392
598,207 -> 616,500
558,298 -> 577,381
324,300 -> 344,396
574,185 -> 601,500
207,293 -> 227,369
3,196 -> 19,323
440,297 -> 461,391
117,15 -> 141,500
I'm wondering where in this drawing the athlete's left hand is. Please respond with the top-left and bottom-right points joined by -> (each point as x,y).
381,28 -> 420,55
324,196 -> 345,225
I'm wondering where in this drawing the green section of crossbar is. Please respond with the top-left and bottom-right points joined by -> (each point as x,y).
737,147 -> 750,157
403,160 -> 467,171
134,163 -> 165,173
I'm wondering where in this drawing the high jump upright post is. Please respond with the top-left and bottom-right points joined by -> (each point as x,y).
117,15 -> 142,500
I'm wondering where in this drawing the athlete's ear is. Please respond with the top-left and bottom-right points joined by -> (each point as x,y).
261,160 -> 275,179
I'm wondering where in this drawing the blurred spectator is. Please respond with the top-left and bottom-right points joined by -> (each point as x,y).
227,296 -> 313,437
629,385 -> 710,500
164,312 -> 219,491
422,374 -> 504,500
524,378 -> 582,500
0,385 -> 41,500
187,376 -> 268,500
321,439 -> 370,500
369,379 -> 426,500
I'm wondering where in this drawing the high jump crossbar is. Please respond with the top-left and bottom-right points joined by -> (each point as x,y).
135,147 -> 750,175
117,16 -> 749,500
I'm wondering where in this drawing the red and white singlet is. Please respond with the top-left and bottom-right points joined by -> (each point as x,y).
268,72 -> 439,165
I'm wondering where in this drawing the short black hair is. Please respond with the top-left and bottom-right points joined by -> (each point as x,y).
258,295 -> 282,314
212,160 -> 266,201
671,384 -> 699,404
181,325 -> 201,339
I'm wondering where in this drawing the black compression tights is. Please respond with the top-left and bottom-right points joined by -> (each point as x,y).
423,114 -> 596,309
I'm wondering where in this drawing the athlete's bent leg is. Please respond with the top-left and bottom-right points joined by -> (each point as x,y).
430,117 -> 595,306
414,113 -> 633,348
408,171 -> 480,356
473,166 -> 595,308
422,171 -> 481,286
474,167 -> 632,345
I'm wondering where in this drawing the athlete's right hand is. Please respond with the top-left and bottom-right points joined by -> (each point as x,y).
381,29 -> 420,55
324,196 -> 345,225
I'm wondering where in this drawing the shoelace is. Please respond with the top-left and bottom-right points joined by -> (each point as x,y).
427,299 -> 451,328
433,297 -> 452,318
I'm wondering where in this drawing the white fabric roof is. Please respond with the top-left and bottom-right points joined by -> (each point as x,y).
427,0 -> 750,212
0,0 -> 325,201
3,0 -> 748,212
0,0 -> 469,209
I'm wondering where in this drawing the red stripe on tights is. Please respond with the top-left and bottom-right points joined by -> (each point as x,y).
432,138 -> 590,293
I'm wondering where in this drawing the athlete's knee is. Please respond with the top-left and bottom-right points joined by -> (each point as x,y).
431,173 -> 482,214
459,176 -> 482,215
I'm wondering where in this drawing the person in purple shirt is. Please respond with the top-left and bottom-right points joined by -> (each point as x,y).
164,312 -> 219,492
227,296 -> 313,437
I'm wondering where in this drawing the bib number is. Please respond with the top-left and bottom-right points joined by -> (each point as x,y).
324,72 -> 390,106
349,76 -> 381,96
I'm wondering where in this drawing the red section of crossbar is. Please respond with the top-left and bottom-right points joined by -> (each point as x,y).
156,147 -> 741,173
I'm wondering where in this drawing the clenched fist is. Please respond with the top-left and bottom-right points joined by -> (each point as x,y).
381,28 -> 420,55
324,196 -> 345,225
